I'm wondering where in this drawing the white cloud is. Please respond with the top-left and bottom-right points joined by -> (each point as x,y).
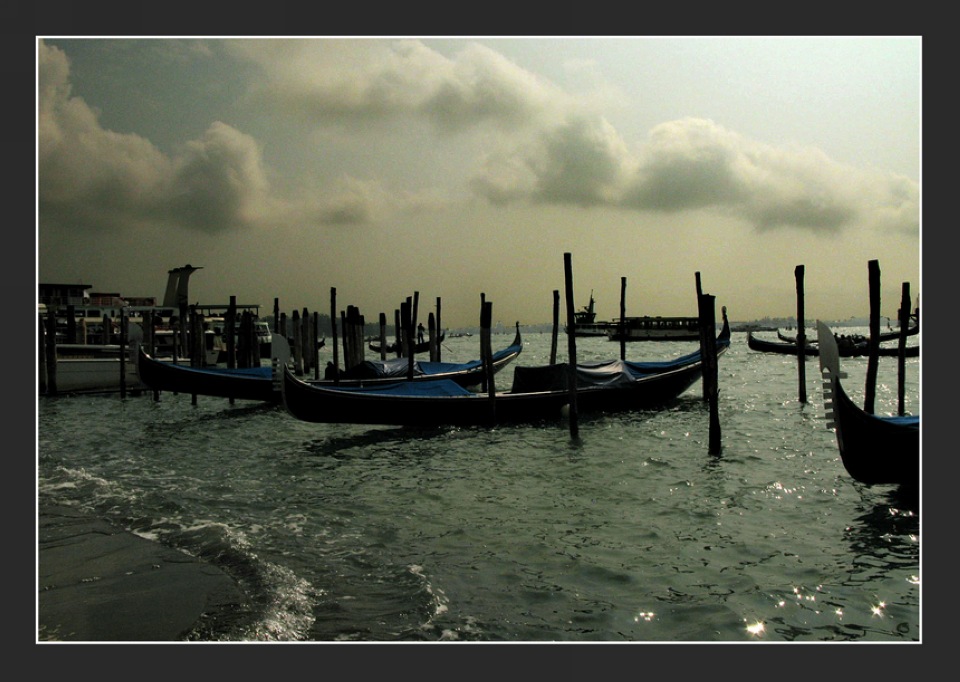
39,41 -> 171,227
471,115 -> 919,235
39,41 -> 264,234
164,121 -> 271,232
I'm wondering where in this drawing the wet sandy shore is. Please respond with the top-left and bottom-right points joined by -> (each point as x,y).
38,504 -> 246,642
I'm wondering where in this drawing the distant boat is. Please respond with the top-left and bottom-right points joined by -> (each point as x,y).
41,342 -> 147,394
747,331 -> 819,356
606,316 -> 701,342
748,331 -> 919,358
566,292 -> 618,337
778,320 -> 918,344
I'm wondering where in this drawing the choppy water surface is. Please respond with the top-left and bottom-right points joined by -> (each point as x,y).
37,331 -> 920,642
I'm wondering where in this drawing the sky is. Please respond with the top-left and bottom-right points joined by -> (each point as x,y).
36,37 -> 921,329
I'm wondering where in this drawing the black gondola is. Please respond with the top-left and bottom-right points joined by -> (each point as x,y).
137,325 -> 523,402
748,331 -> 919,358
817,320 -> 919,495
281,320 -> 731,428
778,320 -> 918,344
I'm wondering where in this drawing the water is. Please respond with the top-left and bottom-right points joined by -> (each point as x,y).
36,330 -> 921,642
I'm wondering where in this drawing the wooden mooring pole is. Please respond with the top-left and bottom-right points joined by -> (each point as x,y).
435,296 -> 443,362
378,313 -> 388,361
292,309 -> 303,376
411,291 -> 420,349
313,312 -> 320,380
480,299 -> 496,424
550,290 -> 559,365
330,287 -> 340,383
301,307 -> 312,375
393,309 -> 402,359
45,309 -> 58,395
795,265 -> 807,403
119,308 -> 127,400
619,277 -> 627,361
227,296 -> 237,369
38,312 -> 48,395
897,282 -> 911,416
864,260 -> 881,414
700,295 -> 721,455
695,272 -> 708,400
563,253 -> 579,439
402,299 -> 414,381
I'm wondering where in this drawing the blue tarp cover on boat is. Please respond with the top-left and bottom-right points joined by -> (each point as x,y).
343,340 -> 521,379
879,414 -> 920,429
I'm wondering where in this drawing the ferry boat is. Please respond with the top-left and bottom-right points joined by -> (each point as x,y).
39,312 -> 221,395
41,338 -> 146,394
567,292 -> 618,338
606,316 -> 700,342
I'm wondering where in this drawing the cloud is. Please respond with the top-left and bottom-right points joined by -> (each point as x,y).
39,41 -> 268,234
38,39 -> 919,240
472,116 -> 919,235
230,38 -> 917,236
38,40 -> 454,236
472,115 -> 635,208
163,121 -> 271,232
268,174 -> 449,230
39,41 -> 171,229
232,39 -> 564,134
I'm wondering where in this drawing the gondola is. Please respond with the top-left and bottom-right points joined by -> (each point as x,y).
817,321 -> 919,494
747,331 -> 819,356
747,331 -> 919,358
778,321 -> 918,344
136,351 -> 281,402
281,320 -> 730,428
137,325 -> 523,402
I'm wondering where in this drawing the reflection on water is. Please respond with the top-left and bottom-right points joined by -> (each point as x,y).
846,492 -> 919,566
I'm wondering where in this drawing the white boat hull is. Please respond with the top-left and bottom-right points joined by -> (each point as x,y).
41,357 -> 146,394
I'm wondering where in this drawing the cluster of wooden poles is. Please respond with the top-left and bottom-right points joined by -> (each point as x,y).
41,254 -> 725,452
297,253 -> 723,447
277,286 -> 507,403
552,253 -> 724,448
272,286 -> 448,381
39,300 -> 266,397
790,259 -> 917,416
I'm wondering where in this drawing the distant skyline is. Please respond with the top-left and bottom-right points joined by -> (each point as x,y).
37,37 -> 920,327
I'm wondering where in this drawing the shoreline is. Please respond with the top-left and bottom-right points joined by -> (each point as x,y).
38,504 -> 246,642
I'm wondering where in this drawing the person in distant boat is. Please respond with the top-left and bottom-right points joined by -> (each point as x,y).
417,323 -> 425,344
324,361 -> 337,380
837,334 -> 856,353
